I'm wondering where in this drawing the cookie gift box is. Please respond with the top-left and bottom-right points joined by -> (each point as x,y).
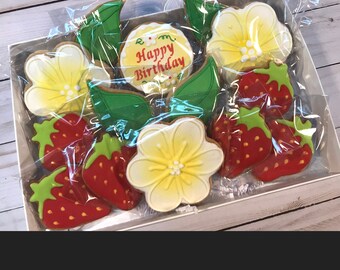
9,0 -> 340,230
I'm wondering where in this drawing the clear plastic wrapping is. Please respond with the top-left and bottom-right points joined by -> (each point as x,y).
8,0 -> 338,231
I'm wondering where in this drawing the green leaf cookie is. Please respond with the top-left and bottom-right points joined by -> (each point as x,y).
184,0 -> 226,43
76,0 -> 124,65
88,81 -> 153,145
168,56 -> 220,123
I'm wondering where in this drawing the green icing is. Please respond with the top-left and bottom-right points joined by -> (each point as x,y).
76,0 -> 124,65
30,167 -> 65,219
32,117 -> 59,161
169,56 -> 220,123
85,134 -> 123,169
184,0 -> 226,43
254,61 -> 294,96
233,107 -> 271,139
88,81 -> 153,143
276,117 -> 314,153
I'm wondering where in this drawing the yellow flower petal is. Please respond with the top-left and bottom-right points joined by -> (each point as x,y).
24,86 -> 66,116
171,118 -> 205,162
24,86 -> 88,117
146,175 -> 181,212
138,124 -> 172,159
127,158 -> 169,189
56,44 -> 87,86
25,55 -> 63,86
183,145 -> 224,176
245,2 -> 277,45
178,173 -> 211,205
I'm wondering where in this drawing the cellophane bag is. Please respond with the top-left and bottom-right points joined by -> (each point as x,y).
9,0 -> 337,231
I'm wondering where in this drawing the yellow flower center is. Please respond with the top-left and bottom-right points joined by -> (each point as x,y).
240,40 -> 263,63
59,84 -> 82,101
168,160 -> 185,176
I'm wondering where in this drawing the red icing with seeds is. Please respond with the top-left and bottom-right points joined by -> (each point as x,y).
83,140 -> 142,210
252,118 -> 314,182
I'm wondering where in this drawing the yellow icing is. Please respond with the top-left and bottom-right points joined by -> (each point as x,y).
120,23 -> 194,94
24,43 -> 111,117
126,117 -> 224,212
206,2 -> 293,81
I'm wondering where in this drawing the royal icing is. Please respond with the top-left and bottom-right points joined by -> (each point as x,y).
168,56 -> 220,123
120,22 -> 194,94
24,43 -> 111,117
126,117 -> 224,212
206,2 -> 293,81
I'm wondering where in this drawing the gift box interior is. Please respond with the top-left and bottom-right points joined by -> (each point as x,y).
9,0 -> 340,231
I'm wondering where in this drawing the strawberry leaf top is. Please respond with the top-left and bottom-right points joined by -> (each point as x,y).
30,167 -> 65,219
32,117 -> 59,161
232,107 -> 271,139
277,116 -> 315,153
84,134 -> 123,169
254,61 -> 294,96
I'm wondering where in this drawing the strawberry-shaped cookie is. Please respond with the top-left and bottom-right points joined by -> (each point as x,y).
252,116 -> 315,182
211,107 -> 272,178
30,166 -> 111,230
32,113 -> 93,171
82,134 -> 142,210
236,61 -> 294,118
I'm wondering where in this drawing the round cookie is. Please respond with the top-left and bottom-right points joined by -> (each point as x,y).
126,117 -> 224,212
206,2 -> 293,81
24,42 -> 112,117
120,22 -> 194,95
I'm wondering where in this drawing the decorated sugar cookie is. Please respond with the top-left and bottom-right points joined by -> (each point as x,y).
24,43 -> 111,117
236,60 -> 294,117
120,22 -> 194,94
30,166 -> 111,230
88,81 -> 153,145
32,113 -> 93,171
211,107 -> 272,178
167,56 -> 220,124
206,2 -> 293,81
252,117 -> 314,182
126,117 -> 224,212
82,134 -> 142,210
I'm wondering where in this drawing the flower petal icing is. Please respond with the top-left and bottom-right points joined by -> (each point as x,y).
126,117 -> 224,212
207,2 -> 293,81
24,43 -> 111,117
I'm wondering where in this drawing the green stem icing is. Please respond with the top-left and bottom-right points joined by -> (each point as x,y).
276,116 -> 314,153
254,61 -> 294,96
85,134 -> 122,169
233,107 -> 271,139
169,56 -> 220,123
76,0 -> 124,65
184,0 -> 226,43
32,117 -> 59,161
158,35 -> 176,42
88,81 -> 153,143
30,167 -> 65,219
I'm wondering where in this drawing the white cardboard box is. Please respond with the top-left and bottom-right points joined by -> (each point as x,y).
9,0 -> 340,230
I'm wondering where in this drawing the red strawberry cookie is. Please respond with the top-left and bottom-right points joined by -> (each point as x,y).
211,107 -> 272,178
30,166 -> 111,230
32,113 -> 93,171
236,60 -> 294,118
82,134 -> 142,210
252,116 -> 315,182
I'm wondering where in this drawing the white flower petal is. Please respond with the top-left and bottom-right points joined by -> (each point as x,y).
56,44 -> 87,86
179,173 -> 211,204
